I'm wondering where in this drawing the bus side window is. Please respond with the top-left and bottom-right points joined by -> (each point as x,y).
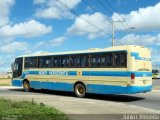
44,57 -> 52,68
38,57 -> 43,68
80,54 -> 89,68
120,52 -> 126,67
24,58 -> 30,68
61,56 -> 69,67
25,57 -> 38,68
52,57 -> 61,68
114,52 -> 126,67
70,55 -> 80,68
101,53 -> 113,67
90,53 -> 101,67
38,56 -> 52,68
69,56 -> 74,67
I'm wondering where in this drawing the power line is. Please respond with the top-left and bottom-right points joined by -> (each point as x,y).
97,0 -> 136,45
82,0 -> 126,46
55,0 -> 112,38
82,0 -> 111,22
104,0 -> 133,32
97,0 -> 131,32
97,0 -> 128,34
97,0 -> 115,17
82,0 -> 125,46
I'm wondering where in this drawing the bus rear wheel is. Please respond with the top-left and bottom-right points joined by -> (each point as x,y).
23,81 -> 32,92
74,83 -> 86,98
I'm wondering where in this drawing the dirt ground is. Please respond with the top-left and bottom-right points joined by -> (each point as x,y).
0,78 -> 11,86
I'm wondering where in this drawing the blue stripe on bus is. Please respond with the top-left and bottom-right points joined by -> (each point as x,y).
82,71 -> 152,77
131,52 -> 151,61
21,71 -> 152,78
12,79 -> 152,94
68,71 -> 77,75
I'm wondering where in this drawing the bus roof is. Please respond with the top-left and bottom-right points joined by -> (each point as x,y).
17,45 -> 149,58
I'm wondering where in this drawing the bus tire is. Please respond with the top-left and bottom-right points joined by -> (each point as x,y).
23,80 -> 32,92
74,83 -> 86,98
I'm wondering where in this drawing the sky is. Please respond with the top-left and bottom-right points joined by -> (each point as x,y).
0,0 -> 160,72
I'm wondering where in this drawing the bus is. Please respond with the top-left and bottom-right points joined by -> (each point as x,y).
11,45 -> 152,97
152,67 -> 160,79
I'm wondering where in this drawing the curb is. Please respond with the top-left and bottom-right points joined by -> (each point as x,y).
0,86 -> 22,89
151,89 -> 160,92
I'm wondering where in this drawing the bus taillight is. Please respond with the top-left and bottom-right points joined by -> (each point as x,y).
131,73 -> 135,80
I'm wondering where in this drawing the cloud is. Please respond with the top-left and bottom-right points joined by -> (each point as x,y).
67,2 -> 160,40
33,0 -> 46,4
33,36 -> 66,50
88,32 -> 106,40
150,48 -> 160,67
33,41 -> 45,49
49,36 -> 66,47
67,12 -> 111,39
0,54 -> 16,72
0,20 -> 52,38
0,57 -> 5,66
33,51 -> 49,54
0,0 -> 15,27
35,0 -> 81,19
117,34 -> 160,46
116,34 -> 160,66
0,42 -> 29,53
112,2 -> 160,31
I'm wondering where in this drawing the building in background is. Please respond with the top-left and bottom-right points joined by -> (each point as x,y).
0,71 -> 12,79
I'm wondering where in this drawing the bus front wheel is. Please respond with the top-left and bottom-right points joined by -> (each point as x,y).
23,81 -> 32,92
74,83 -> 86,98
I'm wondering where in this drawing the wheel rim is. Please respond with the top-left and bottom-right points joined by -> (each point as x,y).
24,82 -> 30,90
76,85 -> 85,96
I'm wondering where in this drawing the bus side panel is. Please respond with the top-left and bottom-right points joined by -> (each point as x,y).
86,84 -> 152,94
85,69 -> 151,94
23,68 -> 89,91
12,78 -> 23,87
30,81 -> 74,91
86,67 -> 128,94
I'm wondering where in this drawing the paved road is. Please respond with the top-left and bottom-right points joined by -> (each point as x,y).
153,79 -> 160,90
0,86 -> 160,120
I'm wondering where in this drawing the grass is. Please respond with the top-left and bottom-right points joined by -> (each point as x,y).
0,84 -> 11,86
0,98 -> 68,120
0,78 -> 11,86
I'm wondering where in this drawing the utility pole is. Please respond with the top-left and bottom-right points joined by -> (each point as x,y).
111,21 -> 115,47
111,20 -> 125,46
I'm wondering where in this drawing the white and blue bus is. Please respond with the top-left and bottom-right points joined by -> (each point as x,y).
12,45 -> 152,97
